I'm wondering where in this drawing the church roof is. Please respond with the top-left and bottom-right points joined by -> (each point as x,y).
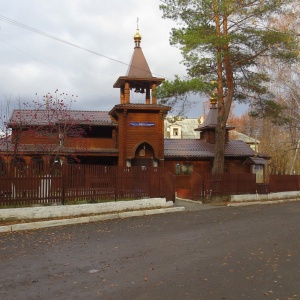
8,110 -> 115,127
194,107 -> 235,131
109,103 -> 170,118
126,27 -> 152,78
126,46 -> 152,78
113,28 -> 164,88
164,139 -> 256,158
201,107 -> 218,128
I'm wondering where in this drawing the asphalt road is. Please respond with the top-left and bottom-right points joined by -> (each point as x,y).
1,202 -> 300,300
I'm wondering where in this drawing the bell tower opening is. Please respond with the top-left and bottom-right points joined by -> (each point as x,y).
109,24 -> 170,167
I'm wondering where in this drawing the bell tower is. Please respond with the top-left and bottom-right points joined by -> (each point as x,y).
109,24 -> 170,167
113,21 -> 164,105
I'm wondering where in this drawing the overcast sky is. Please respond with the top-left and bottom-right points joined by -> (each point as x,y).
0,0 -> 246,118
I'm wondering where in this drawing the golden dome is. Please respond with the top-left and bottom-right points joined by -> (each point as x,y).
210,89 -> 218,108
134,29 -> 142,41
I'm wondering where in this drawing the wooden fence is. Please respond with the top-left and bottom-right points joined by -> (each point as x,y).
0,163 -> 175,207
176,172 -> 300,202
269,175 -> 300,193
1,162 -> 299,207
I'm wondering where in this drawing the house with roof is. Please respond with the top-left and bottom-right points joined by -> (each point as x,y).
0,28 -> 268,183
164,116 -> 259,151
163,98 -> 268,183
3,109 -> 118,166
163,113 -> 264,179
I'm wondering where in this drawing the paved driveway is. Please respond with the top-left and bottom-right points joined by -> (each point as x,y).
174,198 -> 221,211
1,202 -> 300,300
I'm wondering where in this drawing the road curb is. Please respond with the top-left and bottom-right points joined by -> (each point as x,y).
227,198 -> 300,207
0,206 -> 185,233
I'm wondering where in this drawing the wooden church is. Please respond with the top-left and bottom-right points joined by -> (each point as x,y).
0,28 -> 268,182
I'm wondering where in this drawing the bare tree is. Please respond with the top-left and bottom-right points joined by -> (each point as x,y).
1,90 -> 89,168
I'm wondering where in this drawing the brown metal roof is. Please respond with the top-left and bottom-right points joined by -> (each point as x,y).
164,139 -> 256,158
113,76 -> 165,88
202,107 -> 218,127
113,36 -> 164,88
109,103 -> 171,117
164,139 -> 214,158
127,47 -> 152,78
8,110 -> 114,127
225,140 -> 257,156
244,157 -> 267,165
194,107 -> 235,131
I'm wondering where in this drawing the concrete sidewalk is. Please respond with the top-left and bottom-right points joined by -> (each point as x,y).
0,197 -> 222,234
2,195 -> 298,234
175,196 -> 300,209
0,198 -> 185,233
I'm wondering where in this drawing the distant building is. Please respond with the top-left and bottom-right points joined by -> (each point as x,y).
164,117 -> 200,139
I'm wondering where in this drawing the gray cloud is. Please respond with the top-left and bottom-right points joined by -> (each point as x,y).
0,0 -> 187,113
0,0 -> 247,117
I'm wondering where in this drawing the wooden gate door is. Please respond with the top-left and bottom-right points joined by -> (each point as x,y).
191,172 -> 204,201
164,171 -> 176,202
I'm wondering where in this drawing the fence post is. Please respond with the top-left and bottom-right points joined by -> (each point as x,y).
114,166 -> 117,201
61,164 -> 65,205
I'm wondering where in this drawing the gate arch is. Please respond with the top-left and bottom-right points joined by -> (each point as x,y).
131,142 -> 156,167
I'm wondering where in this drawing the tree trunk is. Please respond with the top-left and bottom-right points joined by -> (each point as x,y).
211,7 -> 234,175
212,0 -> 226,175
212,108 -> 226,174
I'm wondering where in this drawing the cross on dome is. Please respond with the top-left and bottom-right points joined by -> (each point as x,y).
134,17 -> 142,48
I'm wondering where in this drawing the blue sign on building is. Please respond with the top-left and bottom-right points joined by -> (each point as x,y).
130,122 -> 155,127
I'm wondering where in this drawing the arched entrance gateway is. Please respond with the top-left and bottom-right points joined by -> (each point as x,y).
131,142 -> 158,167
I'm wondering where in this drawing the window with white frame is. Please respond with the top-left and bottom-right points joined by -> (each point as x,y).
170,125 -> 181,139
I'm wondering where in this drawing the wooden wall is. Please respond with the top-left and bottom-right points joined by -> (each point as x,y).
13,130 -> 58,145
11,126 -> 116,150
64,138 -> 114,149
225,158 -> 251,173
164,159 -> 212,174
165,158 -> 252,175
117,108 -> 166,166
200,129 -> 230,144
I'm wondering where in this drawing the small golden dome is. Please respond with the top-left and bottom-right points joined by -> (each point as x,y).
210,90 -> 218,108
134,29 -> 142,41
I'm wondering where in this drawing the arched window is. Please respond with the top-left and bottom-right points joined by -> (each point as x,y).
31,156 -> 44,175
12,157 -> 26,177
0,157 -> 7,177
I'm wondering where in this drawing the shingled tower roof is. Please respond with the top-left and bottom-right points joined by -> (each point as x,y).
112,22 -> 165,107
125,29 -> 152,78
194,94 -> 234,144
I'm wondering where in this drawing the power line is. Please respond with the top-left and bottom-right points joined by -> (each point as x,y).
0,14 -> 169,79
0,37 -> 106,94
0,15 -> 129,66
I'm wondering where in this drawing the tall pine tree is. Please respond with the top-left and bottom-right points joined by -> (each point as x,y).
158,0 -> 299,174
